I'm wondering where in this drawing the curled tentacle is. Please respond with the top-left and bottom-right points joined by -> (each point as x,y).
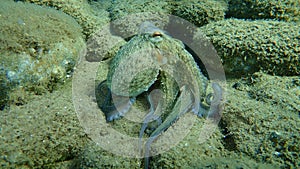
197,83 -> 223,118
139,89 -> 163,155
96,80 -> 135,122
207,83 -> 223,122
143,86 -> 194,169
205,93 -> 214,105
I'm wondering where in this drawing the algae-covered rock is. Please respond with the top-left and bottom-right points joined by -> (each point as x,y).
74,104 -> 278,168
85,24 -> 126,62
227,0 -> 300,23
172,0 -> 228,27
73,141 -> 141,169
108,0 -> 171,37
223,72 -> 299,168
197,19 -> 299,76
0,1 -> 85,107
149,116 -> 277,168
0,80 -> 88,168
20,0 -> 110,37
109,0 -> 172,21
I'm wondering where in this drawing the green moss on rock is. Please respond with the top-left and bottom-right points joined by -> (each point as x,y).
0,80 -> 88,168
227,0 -> 300,23
197,19 -> 299,76
0,1 -> 85,107
85,25 -> 127,62
109,0 -> 172,21
223,72 -> 299,168
73,142 -> 141,169
171,0 -> 228,27
20,0 -> 110,37
108,0 -> 171,38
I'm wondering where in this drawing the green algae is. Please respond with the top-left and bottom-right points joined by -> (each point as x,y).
109,0 -> 172,21
222,72 -> 299,168
82,64 -> 295,168
227,0 -> 300,23
106,0 -> 172,38
198,19 -> 300,77
149,117 -> 278,169
2,70 -> 297,168
85,25 -> 126,62
0,80 -> 88,168
91,59 -> 299,168
172,0 -> 228,27
20,0 -> 110,38
72,142 -> 142,169
0,0 -> 85,108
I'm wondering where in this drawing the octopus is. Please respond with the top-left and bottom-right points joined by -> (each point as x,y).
96,21 -> 223,169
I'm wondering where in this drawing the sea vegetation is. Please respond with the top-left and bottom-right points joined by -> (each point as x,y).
19,0 -> 110,38
227,0 -> 300,23
172,0 -> 228,27
197,19 -> 299,77
0,0 -> 85,108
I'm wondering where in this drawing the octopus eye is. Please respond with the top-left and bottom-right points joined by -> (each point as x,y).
149,31 -> 163,43
152,31 -> 162,37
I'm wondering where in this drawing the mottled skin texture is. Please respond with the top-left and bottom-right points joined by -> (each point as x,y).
106,21 -> 207,115
100,22 -> 211,168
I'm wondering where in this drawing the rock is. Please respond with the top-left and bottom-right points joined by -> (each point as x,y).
109,0 -> 172,21
227,0 -> 300,23
0,81 -> 88,168
197,19 -> 299,77
0,0 -> 85,107
72,142 -> 141,169
20,0 -> 110,37
222,72 -> 299,168
172,0 -> 228,27
85,25 -> 126,62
